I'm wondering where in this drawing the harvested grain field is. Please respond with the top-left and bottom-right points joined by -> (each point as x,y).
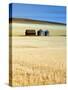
9,36 -> 66,86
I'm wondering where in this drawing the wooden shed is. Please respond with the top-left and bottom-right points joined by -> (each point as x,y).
25,30 -> 36,36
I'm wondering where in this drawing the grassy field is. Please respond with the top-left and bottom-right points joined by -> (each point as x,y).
9,36 -> 66,86
9,23 -> 66,36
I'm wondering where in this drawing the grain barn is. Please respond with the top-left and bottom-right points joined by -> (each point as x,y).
25,30 -> 36,36
37,29 -> 49,36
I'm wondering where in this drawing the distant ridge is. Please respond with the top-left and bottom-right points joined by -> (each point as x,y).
9,18 -> 66,25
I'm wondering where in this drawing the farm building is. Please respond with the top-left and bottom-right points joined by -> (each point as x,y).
25,30 -> 36,36
9,18 -> 66,36
37,29 -> 49,36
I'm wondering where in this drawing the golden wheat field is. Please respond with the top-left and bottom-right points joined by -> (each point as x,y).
9,36 -> 66,86
10,23 -> 66,36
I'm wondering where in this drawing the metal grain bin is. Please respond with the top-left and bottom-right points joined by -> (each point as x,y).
45,30 -> 49,36
37,29 -> 49,36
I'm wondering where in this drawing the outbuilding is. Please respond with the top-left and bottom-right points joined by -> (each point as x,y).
37,29 -> 49,36
25,29 -> 36,36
